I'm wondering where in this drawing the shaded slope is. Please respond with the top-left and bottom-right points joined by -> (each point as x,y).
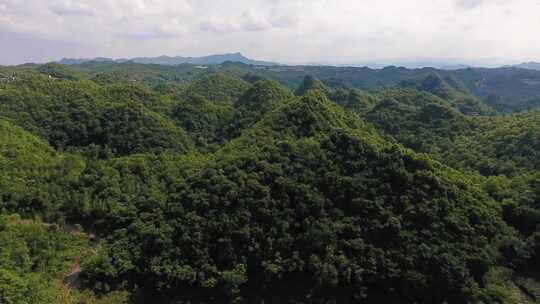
294,75 -> 330,96
364,89 -> 478,154
50,61 -> 540,113
99,82 -> 176,115
0,73 -> 193,156
0,214 -> 92,303
224,79 -> 295,139
0,119 -> 83,217
37,62 -> 85,80
79,89 -> 511,304
400,73 -> 494,115
186,72 -> 250,104
173,79 -> 294,146
235,79 -> 293,112
443,110 -> 540,175
172,91 -> 235,145
98,102 -> 193,155
339,88 -> 378,114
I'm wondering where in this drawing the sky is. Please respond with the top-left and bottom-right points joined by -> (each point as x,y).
1,0 -> 540,66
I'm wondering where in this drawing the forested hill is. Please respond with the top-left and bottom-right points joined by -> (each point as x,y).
1,62 -> 540,303
12,60 -> 540,113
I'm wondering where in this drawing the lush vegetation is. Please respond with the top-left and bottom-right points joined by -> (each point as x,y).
1,61 -> 540,303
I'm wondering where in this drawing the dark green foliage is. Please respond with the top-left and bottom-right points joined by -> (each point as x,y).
442,111 -> 540,175
97,102 -> 193,155
192,63 -> 540,113
99,83 -> 176,115
400,73 -> 495,115
0,74 -> 103,150
172,91 -> 235,145
74,91 -> 508,304
416,73 -> 461,100
0,118 -> 85,218
364,89 -> 477,154
341,89 -> 378,114
236,79 -> 293,112
186,72 -> 250,104
225,79 -> 295,139
37,62 -> 85,80
0,214 -> 91,303
2,62 -> 540,303
349,87 -> 540,176
0,73 -> 193,156
173,78 -> 295,146
452,68 -> 540,113
252,90 -> 371,140
294,75 -> 330,96
77,61 -> 208,87
27,60 -> 540,113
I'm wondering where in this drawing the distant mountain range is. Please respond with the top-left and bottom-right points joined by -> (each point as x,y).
58,52 -> 278,66
56,54 -> 540,71
309,61 -> 474,70
513,62 -> 540,70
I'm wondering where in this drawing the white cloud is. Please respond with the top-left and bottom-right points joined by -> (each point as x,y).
457,0 -> 485,9
0,0 -> 539,65
198,11 -> 271,33
50,1 -> 94,16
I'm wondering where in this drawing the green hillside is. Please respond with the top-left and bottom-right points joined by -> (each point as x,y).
1,63 -> 540,303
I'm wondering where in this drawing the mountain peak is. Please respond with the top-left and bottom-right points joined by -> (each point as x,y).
236,79 -> 293,112
255,89 -> 369,139
294,75 -> 330,96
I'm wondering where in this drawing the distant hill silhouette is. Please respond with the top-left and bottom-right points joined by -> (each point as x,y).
58,52 -> 278,66
514,62 -> 540,70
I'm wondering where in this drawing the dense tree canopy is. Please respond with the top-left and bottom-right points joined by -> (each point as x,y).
1,62 -> 540,303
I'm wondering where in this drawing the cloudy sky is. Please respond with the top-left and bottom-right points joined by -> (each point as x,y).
1,0 -> 540,65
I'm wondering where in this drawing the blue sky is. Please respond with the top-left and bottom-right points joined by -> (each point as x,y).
1,0 -> 539,65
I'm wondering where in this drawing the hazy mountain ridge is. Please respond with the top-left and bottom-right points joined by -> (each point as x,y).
513,62 -> 540,71
58,52 -> 278,66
